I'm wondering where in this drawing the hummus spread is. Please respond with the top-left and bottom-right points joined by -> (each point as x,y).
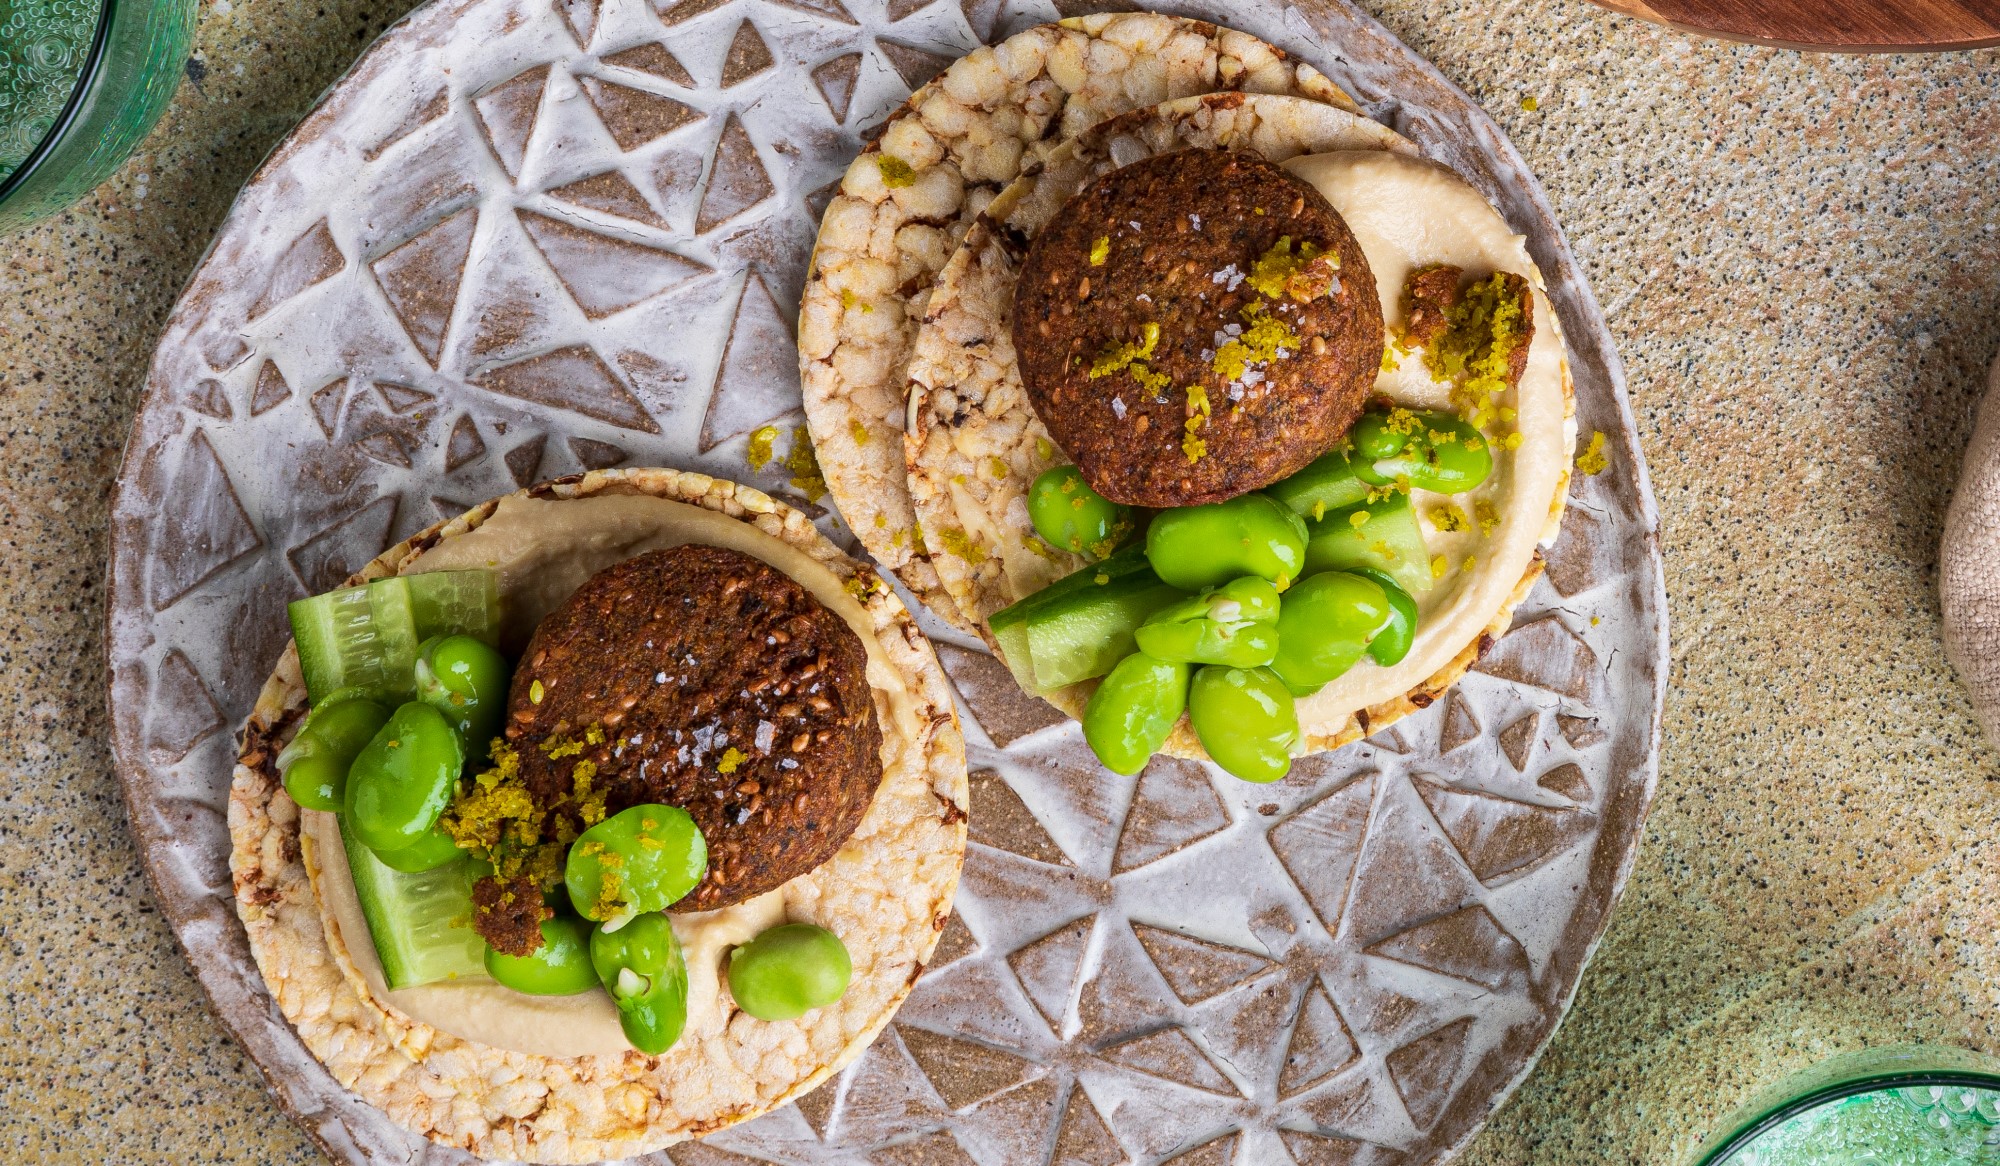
1282,150 -> 1574,730
304,492 -> 920,1058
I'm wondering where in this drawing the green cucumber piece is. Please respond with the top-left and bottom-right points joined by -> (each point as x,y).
988,545 -> 1159,695
406,570 -> 502,646
1303,492 -> 1432,596
988,609 -> 1040,695
288,571 -> 500,705
1024,577 -> 1187,690
341,813 -> 487,989
1267,447 -> 1371,518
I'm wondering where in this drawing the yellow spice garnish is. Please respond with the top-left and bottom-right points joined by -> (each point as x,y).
938,527 -> 986,565
1430,503 -> 1469,533
1577,430 -> 1610,475
850,418 -> 870,446
1380,344 -> 1401,372
1475,499 -> 1500,534
1245,235 -> 1336,301
1430,554 -> 1449,579
1129,361 -> 1171,396
529,680 -> 545,704
1089,236 -> 1110,266
1348,509 -> 1371,528
1425,272 -> 1528,416
717,747 -> 748,775
1182,384 -> 1211,465
542,734 -> 583,759
782,426 -> 827,502
746,425 -> 779,471
1089,322 -> 1160,379
1035,437 -> 1054,460
874,513 -> 888,528
1520,95 -> 1540,111
989,457 -> 1008,479
1212,301 -> 1302,383
877,155 -> 916,188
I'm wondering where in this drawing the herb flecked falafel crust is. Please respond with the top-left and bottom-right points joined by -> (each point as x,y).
1011,147 -> 1383,508
466,543 -> 882,951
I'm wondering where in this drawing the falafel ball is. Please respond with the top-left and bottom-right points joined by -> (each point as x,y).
1011,147 -> 1384,508
503,544 -> 883,916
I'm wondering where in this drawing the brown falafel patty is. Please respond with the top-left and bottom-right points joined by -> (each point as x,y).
504,544 -> 882,917
1011,147 -> 1384,508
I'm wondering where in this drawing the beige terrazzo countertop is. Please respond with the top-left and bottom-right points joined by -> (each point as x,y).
4,0 -> 1999,1162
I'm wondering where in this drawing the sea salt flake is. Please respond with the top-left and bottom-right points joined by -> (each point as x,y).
755,720 -> 777,753
1111,397 -> 1127,419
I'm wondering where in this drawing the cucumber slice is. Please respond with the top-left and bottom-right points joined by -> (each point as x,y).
288,571 -> 500,704
340,813 -> 487,989
988,609 -> 1039,695
989,547 -> 1173,694
290,585 -> 417,705
1267,448 -> 1371,517
406,570 -> 502,646
1303,492 -> 1432,595
1024,577 -> 1187,690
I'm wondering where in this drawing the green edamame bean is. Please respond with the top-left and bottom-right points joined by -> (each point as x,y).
485,915 -> 599,996
1144,493 -> 1308,591
1133,576 -> 1281,667
727,923 -> 852,1021
1350,410 -> 1492,494
345,702 -> 465,854
1350,412 -> 1408,459
1028,465 -> 1134,559
1347,567 -> 1419,666
1268,572 -> 1394,696
277,697 -> 391,812
567,804 -> 707,924
414,634 -> 510,765
1082,652 -> 1191,775
590,913 -> 689,1055
1188,666 -> 1299,784
373,820 -> 465,873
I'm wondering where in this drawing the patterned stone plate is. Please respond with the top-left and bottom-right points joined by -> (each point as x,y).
104,0 -> 1665,1163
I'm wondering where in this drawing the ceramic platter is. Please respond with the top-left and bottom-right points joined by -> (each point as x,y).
105,0 -> 1667,1162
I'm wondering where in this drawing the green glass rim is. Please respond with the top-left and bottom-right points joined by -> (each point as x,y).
1695,1068 -> 2000,1165
0,0 -> 119,205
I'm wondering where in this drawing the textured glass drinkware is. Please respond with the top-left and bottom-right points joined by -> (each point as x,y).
1694,1046 -> 2000,1165
0,0 -> 196,233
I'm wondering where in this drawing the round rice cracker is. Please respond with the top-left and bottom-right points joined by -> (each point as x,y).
904,93 -> 1577,758
227,468 -> 968,1165
799,12 -> 1359,630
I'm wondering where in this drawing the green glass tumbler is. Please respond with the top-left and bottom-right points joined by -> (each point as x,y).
1694,1046 -> 2000,1165
0,0 -> 196,234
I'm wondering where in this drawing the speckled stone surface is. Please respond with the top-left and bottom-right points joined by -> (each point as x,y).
3,1 -> 1998,1163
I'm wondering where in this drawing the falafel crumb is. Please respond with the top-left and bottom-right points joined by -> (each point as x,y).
746,425 -> 779,471
1424,272 -> 1531,423
1578,430 -> 1610,475
876,155 -> 916,188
